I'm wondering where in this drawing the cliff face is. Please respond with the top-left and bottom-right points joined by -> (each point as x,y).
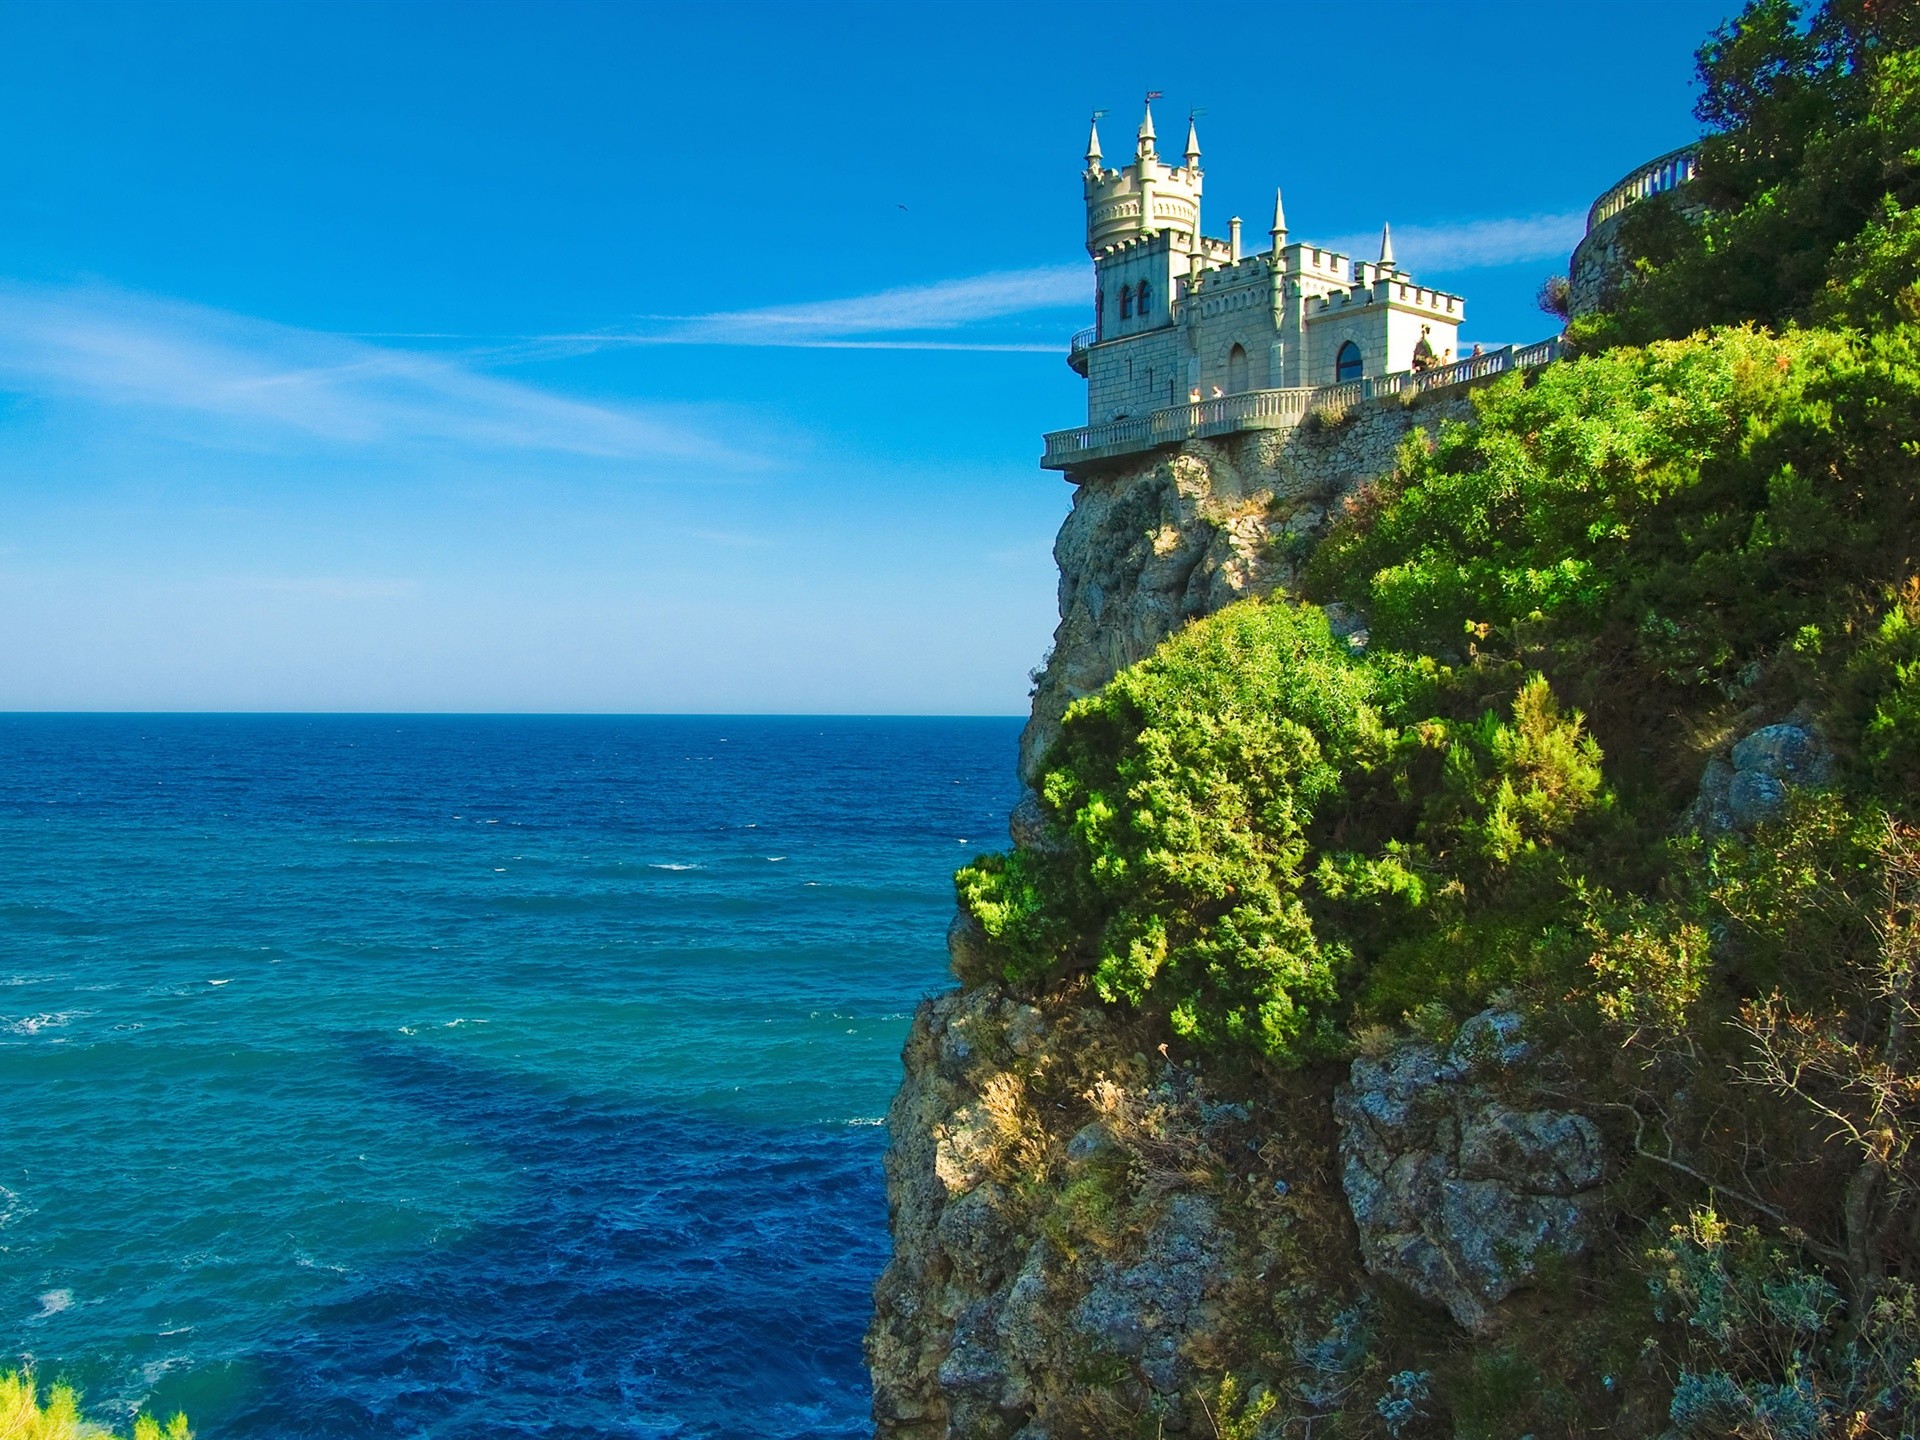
1017,403 -> 1467,785
865,395 -> 1588,1440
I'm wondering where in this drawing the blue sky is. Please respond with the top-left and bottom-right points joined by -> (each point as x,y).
0,0 -> 1736,713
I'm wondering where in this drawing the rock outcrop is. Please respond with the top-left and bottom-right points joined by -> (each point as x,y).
1334,1011 -> 1606,1332
1019,403 -> 1468,784
869,970 -> 1352,1440
1691,711 -> 1835,835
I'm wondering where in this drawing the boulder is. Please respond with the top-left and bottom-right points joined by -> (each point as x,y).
1335,1011 -> 1606,1332
1691,717 -> 1833,835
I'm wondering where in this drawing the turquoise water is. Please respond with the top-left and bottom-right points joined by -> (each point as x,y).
0,715 -> 1022,1438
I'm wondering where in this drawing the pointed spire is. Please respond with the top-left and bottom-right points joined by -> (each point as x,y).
1086,112 -> 1104,169
1136,95 -> 1157,159
1379,222 -> 1395,269
1184,114 -> 1201,169
1270,187 -> 1288,244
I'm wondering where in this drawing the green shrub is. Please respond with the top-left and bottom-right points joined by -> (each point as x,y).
957,600 -> 1610,1059
0,1370 -> 190,1440
1844,578 -> 1920,799
960,600 -> 1377,1059
1648,1208 -> 1920,1437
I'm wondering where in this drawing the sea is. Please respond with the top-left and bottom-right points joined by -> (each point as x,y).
0,714 -> 1025,1439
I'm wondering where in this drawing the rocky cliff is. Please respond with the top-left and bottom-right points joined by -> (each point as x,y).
865,395 -> 1616,1439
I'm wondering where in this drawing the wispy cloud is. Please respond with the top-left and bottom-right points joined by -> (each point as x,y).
0,281 -> 751,464
440,211 -> 1580,360
659,266 -> 1085,347
400,266 -> 1090,357
1326,211 -> 1586,273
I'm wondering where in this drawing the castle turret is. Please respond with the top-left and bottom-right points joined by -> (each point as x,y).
1270,188 -> 1288,253
1083,95 -> 1203,257
1085,113 -> 1103,170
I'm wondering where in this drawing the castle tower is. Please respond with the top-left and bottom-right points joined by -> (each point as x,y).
1082,97 -> 1203,257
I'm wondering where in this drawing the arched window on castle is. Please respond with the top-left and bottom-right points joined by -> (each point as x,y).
1136,280 -> 1151,318
1094,287 -> 1105,338
1335,341 -> 1363,383
1226,343 -> 1248,394
1119,286 -> 1133,320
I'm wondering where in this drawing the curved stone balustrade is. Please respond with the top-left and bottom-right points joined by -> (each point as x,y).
1584,145 -> 1700,232
1569,144 -> 1704,317
1041,339 -> 1562,471
1066,326 -> 1097,377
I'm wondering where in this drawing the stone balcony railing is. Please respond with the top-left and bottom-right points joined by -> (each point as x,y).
1066,326 -> 1097,377
1041,338 -> 1563,471
1585,144 -> 1700,231
1570,143 -> 1704,317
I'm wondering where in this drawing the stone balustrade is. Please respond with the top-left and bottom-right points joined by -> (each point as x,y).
1585,145 -> 1700,231
1066,325 -> 1098,377
1569,144 -> 1705,317
1041,338 -> 1562,471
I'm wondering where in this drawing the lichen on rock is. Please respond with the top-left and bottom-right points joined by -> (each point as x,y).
1334,1011 -> 1607,1332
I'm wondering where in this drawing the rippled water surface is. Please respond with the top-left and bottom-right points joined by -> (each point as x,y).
0,715 -> 1023,1438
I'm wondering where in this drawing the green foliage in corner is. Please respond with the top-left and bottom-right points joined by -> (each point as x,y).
0,1370 -> 190,1440
1310,324 -> 1920,717
1582,0 -> 1920,346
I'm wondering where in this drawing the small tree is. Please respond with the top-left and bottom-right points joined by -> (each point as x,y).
1737,815 -> 1920,1312
1536,273 -> 1572,321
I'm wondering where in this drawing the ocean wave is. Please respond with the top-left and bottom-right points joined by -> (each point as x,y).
0,1184 -> 28,1230
6,1010 -> 88,1036
35,1288 -> 73,1318
649,862 -> 703,871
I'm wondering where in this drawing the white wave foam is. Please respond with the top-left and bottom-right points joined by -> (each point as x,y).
35,1288 -> 73,1317
7,1011 -> 87,1035
649,863 -> 702,871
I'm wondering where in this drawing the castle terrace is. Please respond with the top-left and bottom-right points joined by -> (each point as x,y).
1041,337 -> 1562,471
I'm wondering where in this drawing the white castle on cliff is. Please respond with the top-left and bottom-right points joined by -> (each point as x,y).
1073,99 -> 1465,426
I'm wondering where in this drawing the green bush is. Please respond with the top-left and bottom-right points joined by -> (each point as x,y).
0,1370 -> 190,1440
957,600 -> 1610,1060
959,600 -> 1377,1059
1649,1208 -> 1920,1438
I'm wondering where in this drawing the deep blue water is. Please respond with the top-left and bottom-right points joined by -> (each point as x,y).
0,715 -> 1023,1438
